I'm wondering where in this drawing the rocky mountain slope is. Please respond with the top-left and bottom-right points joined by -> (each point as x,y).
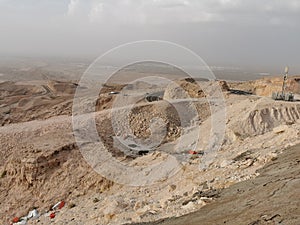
0,76 -> 300,225
134,143 -> 300,225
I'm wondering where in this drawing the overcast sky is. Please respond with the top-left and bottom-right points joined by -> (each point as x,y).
0,0 -> 300,73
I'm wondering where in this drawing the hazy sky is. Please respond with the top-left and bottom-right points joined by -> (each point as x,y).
0,0 -> 300,72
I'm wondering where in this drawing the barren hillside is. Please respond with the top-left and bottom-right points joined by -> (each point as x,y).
0,76 -> 299,225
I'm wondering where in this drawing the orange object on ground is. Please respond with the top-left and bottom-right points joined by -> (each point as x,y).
188,150 -> 198,155
12,217 -> 19,223
50,212 -> 56,219
58,201 -> 65,209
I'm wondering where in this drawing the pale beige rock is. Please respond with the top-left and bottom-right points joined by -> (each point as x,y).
273,125 -> 289,134
1,78 -> 300,225
181,202 -> 196,211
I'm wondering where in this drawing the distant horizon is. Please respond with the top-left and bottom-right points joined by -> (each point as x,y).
0,49 -> 299,76
0,55 -> 298,83
1,1 -> 299,76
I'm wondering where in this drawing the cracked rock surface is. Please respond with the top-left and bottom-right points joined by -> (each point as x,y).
135,143 -> 300,225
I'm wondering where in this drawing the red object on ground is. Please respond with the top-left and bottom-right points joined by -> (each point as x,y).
58,201 -> 65,209
12,217 -> 19,223
188,150 -> 198,155
50,212 -> 56,219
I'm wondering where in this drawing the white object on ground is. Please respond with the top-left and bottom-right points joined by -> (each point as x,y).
27,209 -> 39,219
13,219 -> 27,225
52,201 -> 62,210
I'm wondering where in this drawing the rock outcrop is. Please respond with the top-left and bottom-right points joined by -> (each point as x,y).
231,104 -> 300,137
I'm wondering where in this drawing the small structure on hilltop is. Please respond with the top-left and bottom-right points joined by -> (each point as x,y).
272,66 -> 294,101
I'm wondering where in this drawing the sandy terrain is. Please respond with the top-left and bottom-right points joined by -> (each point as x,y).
0,70 -> 300,225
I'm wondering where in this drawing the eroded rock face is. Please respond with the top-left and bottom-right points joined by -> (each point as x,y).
163,79 -> 229,130
95,83 -> 126,111
0,134 -> 113,223
129,102 -> 182,143
231,104 -> 300,137
1,77 -> 300,225
47,81 -> 78,94
163,79 -> 206,100
163,79 -> 229,101
0,81 -> 74,126
95,101 -> 182,158
226,76 -> 300,98
252,76 -> 300,97
138,144 -> 300,225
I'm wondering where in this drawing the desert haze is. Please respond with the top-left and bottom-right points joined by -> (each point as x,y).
1,0 -> 300,224
0,59 -> 299,224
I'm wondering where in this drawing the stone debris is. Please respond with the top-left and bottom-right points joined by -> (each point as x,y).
273,125 -> 289,134
1,77 -> 300,224
10,201 -> 65,225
